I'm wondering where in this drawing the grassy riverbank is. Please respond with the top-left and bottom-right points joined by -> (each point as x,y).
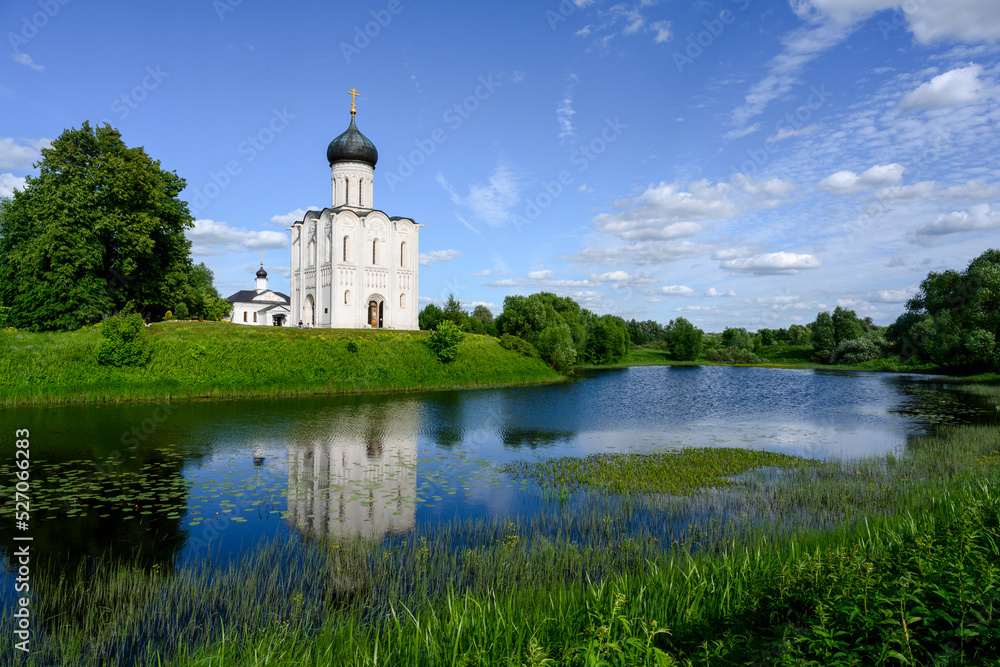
10,385 -> 1000,666
0,321 -> 562,406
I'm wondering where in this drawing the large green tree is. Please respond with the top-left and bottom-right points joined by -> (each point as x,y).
888,249 -> 1000,371
0,122 -> 194,330
665,317 -> 704,361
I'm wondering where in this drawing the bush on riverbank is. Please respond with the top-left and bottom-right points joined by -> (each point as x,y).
0,321 -> 561,405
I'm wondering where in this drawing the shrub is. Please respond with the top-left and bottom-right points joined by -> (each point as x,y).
174,302 -> 190,320
704,347 -> 760,364
163,310 -> 173,321
427,320 -> 464,362
96,311 -> 151,367
828,332 -> 888,365
499,334 -> 540,359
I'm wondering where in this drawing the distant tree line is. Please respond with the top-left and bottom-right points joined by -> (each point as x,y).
418,249 -> 998,375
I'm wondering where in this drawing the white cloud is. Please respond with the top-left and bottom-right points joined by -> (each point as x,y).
419,249 -> 461,266
0,173 -> 26,198
564,241 -> 709,265
799,0 -> 1000,43
736,176 -> 797,198
817,163 -> 905,194
470,268 -> 492,277
557,74 -> 579,143
589,270 -> 632,282
721,251 -> 822,275
436,160 -> 521,227
712,246 -> 764,261
657,285 -> 695,296
731,19 -> 852,128
874,180 -> 938,202
650,20 -> 672,43
186,219 -> 288,256
723,123 -> 761,141
270,207 -> 320,226
527,270 -> 554,280
705,287 -> 737,297
593,180 -> 738,241
914,203 -> 1000,235
767,124 -> 818,142
899,64 -> 990,111
0,137 -> 49,170
11,53 -> 42,71
867,288 -> 912,303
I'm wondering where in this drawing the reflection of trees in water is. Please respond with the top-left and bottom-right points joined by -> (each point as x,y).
890,380 -> 998,428
287,400 -> 418,542
22,453 -> 187,572
5,452 -> 188,645
500,427 -> 576,449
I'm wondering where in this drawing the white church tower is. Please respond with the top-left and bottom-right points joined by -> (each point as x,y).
289,89 -> 420,329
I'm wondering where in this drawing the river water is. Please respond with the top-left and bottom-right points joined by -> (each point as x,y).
0,366 -> 993,570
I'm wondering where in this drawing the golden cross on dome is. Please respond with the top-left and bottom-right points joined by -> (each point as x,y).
348,87 -> 359,115
259,252 -> 264,266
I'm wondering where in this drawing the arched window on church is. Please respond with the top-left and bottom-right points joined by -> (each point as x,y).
400,293 -> 406,309
253,312 -> 257,323
345,181 -> 350,206
243,312 -> 247,322
372,239 -> 378,265
343,235 -> 349,262
400,241 -> 406,267
344,290 -> 350,305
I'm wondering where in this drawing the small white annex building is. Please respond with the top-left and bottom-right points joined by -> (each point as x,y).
289,94 -> 420,329
226,264 -> 291,326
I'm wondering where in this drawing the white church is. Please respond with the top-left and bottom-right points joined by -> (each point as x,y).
288,93 -> 421,329
226,262 -> 291,326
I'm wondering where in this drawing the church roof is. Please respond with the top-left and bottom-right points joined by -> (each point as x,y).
327,115 -> 378,167
226,290 -> 290,305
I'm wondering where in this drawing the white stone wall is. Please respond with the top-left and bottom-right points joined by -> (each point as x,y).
290,208 -> 419,330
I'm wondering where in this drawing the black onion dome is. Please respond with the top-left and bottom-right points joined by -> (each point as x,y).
256,266 -> 267,278
326,116 -> 378,167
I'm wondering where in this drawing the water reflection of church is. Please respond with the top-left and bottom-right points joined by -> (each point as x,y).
285,400 -> 417,541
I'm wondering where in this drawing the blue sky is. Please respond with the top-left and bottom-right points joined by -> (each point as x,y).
3,0 -> 999,331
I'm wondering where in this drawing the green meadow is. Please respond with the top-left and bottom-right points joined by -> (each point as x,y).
0,321 -> 562,406
8,384 -> 1000,666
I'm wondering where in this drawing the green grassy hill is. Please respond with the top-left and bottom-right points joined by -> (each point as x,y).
0,321 -> 562,406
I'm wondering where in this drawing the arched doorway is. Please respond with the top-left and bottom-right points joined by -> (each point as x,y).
304,294 -> 315,326
367,297 -> 384,328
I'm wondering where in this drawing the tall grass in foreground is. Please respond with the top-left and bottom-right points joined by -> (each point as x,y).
5,401 -> 1000,664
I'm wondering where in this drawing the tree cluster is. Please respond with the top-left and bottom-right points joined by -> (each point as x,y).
810,306 -> 884,364
887,249 -> 999,372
